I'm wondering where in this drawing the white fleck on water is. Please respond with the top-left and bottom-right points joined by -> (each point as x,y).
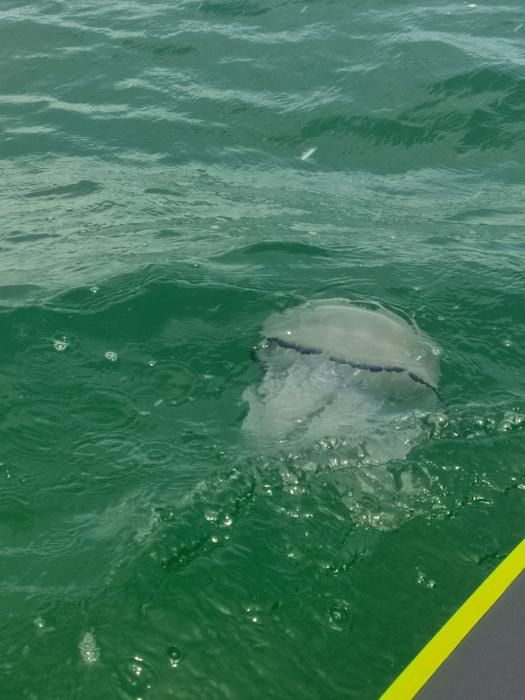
104,351 -> 118,362
301,147 -> 317,161
79,631 -> 100,665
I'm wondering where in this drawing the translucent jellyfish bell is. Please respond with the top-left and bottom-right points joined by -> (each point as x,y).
242,299 -> 441,461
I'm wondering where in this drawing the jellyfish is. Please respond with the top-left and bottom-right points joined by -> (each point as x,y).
242,299 -> 441,464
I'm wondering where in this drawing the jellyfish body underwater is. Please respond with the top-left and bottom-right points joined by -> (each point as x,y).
242,299 -> 441,463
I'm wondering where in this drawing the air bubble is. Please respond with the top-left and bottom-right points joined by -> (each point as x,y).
245,605 -> 262,624
426,412 -> 448,436
497,412 -> 525,432
416,569 -> 436,589
167,646 -> 183,669
53,338 -> 69,352
302,461 -> 320,474
116,655 -> 155,696
221,514 -> 233,527
326,600 -> 352,631
473,416 -> 485,429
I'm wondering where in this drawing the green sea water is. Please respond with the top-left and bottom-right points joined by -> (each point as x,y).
1,0 -> 525,697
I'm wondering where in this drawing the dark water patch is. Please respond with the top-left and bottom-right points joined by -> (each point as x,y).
25,179 -> 102,199
144,187 -> 184,197
299,113 -> 435,147
0,284 -> 43,303
154,228 -> 180,238
122,37 -> 195,58
6,231 -> 60,243
198,0 -> 269,18
424,66 -> 525,151
429,66 -> 525,99
445,207 -> 525,226
42,270 -> 263,340
215,240 -> 332,263
43,265 -> 173,315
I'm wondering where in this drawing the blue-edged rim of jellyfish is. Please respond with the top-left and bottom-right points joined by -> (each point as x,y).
260,335 -> 440,398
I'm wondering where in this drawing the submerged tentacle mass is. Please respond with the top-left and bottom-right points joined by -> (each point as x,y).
242,299 -> 441,462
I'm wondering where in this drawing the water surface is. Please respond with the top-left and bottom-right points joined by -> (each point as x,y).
1,0 -> 525,697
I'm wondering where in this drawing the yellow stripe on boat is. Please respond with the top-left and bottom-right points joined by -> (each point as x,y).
380,538 -> 525,699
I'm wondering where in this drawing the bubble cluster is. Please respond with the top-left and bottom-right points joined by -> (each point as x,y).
326,600 -> 352,632
79,631 -> 100,665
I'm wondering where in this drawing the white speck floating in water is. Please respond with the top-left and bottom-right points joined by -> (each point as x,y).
53,337 -> 69,352
147,359 -> 157,367
90,286 -> 99,294
503,339 -> 512,348
301,147 -> 317,161
79,631 -> 100,665
104,351 -> 118,362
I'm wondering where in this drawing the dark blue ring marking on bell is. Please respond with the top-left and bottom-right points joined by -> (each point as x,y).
265,336 -> 438,395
